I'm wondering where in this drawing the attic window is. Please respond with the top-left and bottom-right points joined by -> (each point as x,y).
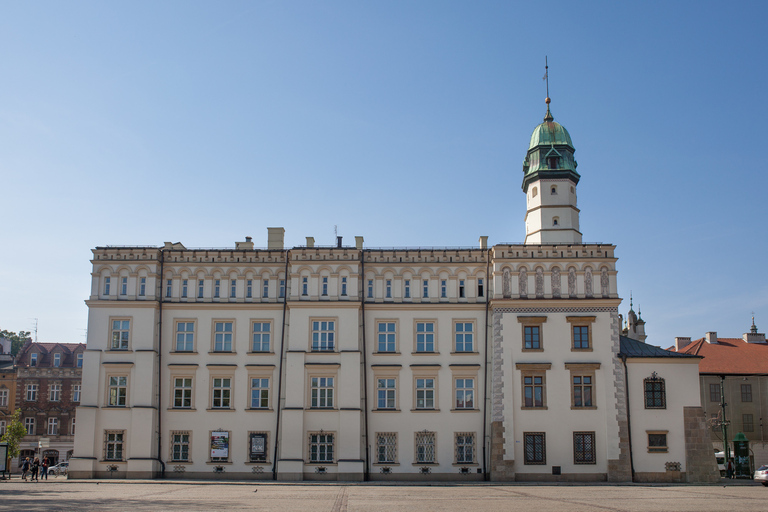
30,353 -> 38,367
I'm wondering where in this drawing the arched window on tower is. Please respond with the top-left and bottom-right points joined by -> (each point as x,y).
532,187 -> 538,198
551,185 -> 557,195
552,217 -> 559,227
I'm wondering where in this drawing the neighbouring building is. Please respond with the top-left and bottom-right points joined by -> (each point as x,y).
71,98 -> 717,482
0,337 -> 16,439
14,340 -> 85,465
671,319 -> 768,468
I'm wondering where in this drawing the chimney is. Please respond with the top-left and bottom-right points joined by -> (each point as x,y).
705,332 -> 718,344
336,236 -> 342,248
479,236 -> 488,250
235,236 -> 254,250
675,337 -> 692,351
267,227 -> 285,250
355,236 -> 364,250
306,237 -> 315,248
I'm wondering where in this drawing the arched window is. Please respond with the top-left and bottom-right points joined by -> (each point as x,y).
532,187 -> 538,198
551,185 -> 557,195
644,373 -> 666,409
552,217 -> 559,226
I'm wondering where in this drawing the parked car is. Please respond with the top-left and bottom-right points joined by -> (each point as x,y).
754,465 -> 768,486
48,462 -> 69,476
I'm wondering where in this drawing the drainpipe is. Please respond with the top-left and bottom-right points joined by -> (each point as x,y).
620,354 -> 635,482
272,250 -> 290,480
156,248 -> 166,478
721,375 -> 730,463
481,248 -> 490,480
361,250 -> 370,481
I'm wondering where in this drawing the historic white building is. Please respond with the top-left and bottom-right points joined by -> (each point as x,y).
71,99 -> 717,482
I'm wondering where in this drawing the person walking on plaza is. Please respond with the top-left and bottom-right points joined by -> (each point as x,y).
20,457 -> 30,481
41,457 -> 49,480
31,457 -> 40,482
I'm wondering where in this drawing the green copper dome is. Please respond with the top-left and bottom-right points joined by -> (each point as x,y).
528,119 -> 574,150
521,102 -> 580,193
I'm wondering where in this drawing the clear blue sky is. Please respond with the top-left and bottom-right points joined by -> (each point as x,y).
1,1 -> 766,347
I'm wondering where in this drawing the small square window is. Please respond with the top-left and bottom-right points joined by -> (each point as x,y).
647,431 -> 668,453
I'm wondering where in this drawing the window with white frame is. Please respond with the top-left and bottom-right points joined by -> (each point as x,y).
250,378 -> 269,409
415,322 -> 435,352
76,353 -> 83,368
25,417 -> 35,435
0,389 -> 7,407
404,279 -> 411,298
441,279 -> 447,298
173,378 -> 193,408
165,279 -> 172,298
213,321 -> 233,352
47,417 -> 58,435
377,378 -> 396,409
302,277 -> 308,296
110,319 -> 130,350
415,378 -> 435,409
310,377 -> 334,408
477,278 -> 484,297
198,279 -> 204,299
214,279 -> 221,298
175,321 -> 195,352
311,320 -> 335,351
104,276 -> 111,295
246,279 -> 252,298
139,277 -> 146,296
105,430 -> 125,461
211,378 -> 231,409
385,279 -> 392,298
30,353 -> 38,366
459,280 -> 465,298
415,431 -> 436,463
422,279 -> 429,298
171,431 -> 190,462
341,277 -> 347,296
263,279 -> 269,298
322,277 -> 328,296
251,321 -> 271,352
231,279 -> 237,298
181,279 -> 188,298
72,384 -> 81,402
108,376 -> 127,407
49,383 -> 61,402
121,277 -> 128,295
376,432 -> 397,464
377,322 -> 396,352
454,322 -> 474,352
26,384 -> 38,401
279,279 -> 285,298
70,418 -> 76,436
455,432 -> 475,464
455,378 -> 474,409
53,353 -> 61,367
309,432 -> 334,463
573,375 -> 593,407
367,279 -> 373,298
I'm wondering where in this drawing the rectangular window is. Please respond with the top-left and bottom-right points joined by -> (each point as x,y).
441,279 -> 447,298
246,279 -> 252,298
181,279 -> 188,298
166,279 -> 172,298
24,417 -> 35,435
459,280 -> 465,298
198,279 -> 205,299
416,322 -> 435,352
367,279 -> 373,299
455,433 -> 475,464
0,389 -> 7,407
644,378 -> 666,409
214,279 -> 220,298
377,322 -> 396,352
455,378 -> 474,409
524,376 -> 544,408
30,353 -> 37,366
73,384 -> 81,403
104,276 -> 111,295
139,277 -> 146,297
647,431 -> 668,453
173,378 -> 193,408
230,279 -> 237,298
311,320 -> 335,351
322,277 -> 328,296
423,279 -> 429,298
310,377 -> 334,408
415,431 -> 436,463
302,277 -> 308,296
212,378 -> 231,409
175,321 -> 195,352
105,431 -> 125,461
573,326 -> 590,349
53,353 -> 61,367
404,279 -> 410,298
309,433 -> 334,463
263,279 -> 270,298
171,432 -> 190,462
279,279 -> 285,298
47,417 -> 58,435
250,378 -> 269,409
111,319 -> 130,350
0,420 -> 5,436
71,418 -> 75,436
454,322 -> 474,352
709,383 -> 721,402
49,383 -> 61,402
376,432 -> 397,464
477,278 -> 484,297
341,277 -> 347,296
742,383 -> 753,402
743,413 -> 754,432
26,384 -> 38,401
251,322 -> 271,352
214,321 -> 233,352
416,378 -> 435,409
524,326 -> 540,350
574,432 -> 596,464
108,376 -> 127,407
377,378 -> 396,409
385,279 -> 392,298
573,376 -> 593,407
121,277 -> 127,295
524,432 -> 546,465
77,353 -> 83,368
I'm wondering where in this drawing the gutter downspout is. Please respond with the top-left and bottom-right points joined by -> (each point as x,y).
361,250 -> 370,481
481,248 -> 490,480
273,250 -> 290,480
620,354 -> 634,482
156,248 -> 166,478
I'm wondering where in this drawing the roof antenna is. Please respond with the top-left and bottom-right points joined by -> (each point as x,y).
543,56 -> 553,122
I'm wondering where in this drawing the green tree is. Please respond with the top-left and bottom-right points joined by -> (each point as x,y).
0,329 -> 31,357
1,410 -> 27,472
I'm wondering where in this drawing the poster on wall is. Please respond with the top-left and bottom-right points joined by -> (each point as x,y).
210,431 -> 229,459
250,433 -> 267,462
0,443 -> 8,472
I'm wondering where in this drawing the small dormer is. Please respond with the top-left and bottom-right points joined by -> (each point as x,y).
30,350 -> 39,367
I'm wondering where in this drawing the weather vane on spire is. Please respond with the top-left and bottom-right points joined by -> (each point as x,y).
543,56 -> 553,121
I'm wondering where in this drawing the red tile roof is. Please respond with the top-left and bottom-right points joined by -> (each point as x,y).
671,337 -> 768,375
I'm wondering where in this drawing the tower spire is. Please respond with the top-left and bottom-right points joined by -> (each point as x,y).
543,56 -> 553,121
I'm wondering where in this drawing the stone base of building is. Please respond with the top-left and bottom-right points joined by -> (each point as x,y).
607,418 -> 632,482
514,473 -> 607,482
683,406 -> 720,483
489,421 -> 515,481
634,471 -> 685,483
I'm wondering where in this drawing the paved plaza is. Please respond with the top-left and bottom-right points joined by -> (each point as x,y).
1,480 -> 767,512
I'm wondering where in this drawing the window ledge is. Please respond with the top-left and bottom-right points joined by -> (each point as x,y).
247,351 -> 275,355
245,408 -> 274,412
450,351 -> 479,355
208,351 -> 236,355
571,348 -> 593,352
647,449 -> 668,453
306,462 -> 337,466
411,352 -> 440,356
206,408 -> 235,412
372,462 -> 400,466
522,348 -> 544,352
373,352 -> 401,355
309,350 -> 338,354
450,408 -> 479,413
571,406 -> 597,410
106,349 -> 132,353
452,463 -> 479,467
244,461 -> 270,465
206,461 -> 233,465
520,406 -> 548,411
372,409 -> 401,413
307,407 -> 338,411
169,460 -> 192,464
410,408 -> 440,413
100,460 -> 126,464
103,406 -> 128,409
167,408 -> 197,411
412,462 -> 438,466
171,351 -> 198,355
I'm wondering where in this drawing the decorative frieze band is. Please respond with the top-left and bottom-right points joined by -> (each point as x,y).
493,306 -> 619,314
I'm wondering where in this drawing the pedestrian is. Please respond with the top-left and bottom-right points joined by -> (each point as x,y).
31,457 -> 40,482
727,458 -> 734,479
41,457 -> 49,480
20,457 -> 30,481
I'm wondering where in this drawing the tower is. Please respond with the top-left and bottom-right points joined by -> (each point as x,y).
522,97 -> 582,244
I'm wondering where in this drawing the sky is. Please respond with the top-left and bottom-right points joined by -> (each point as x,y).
1,1 -> 767,348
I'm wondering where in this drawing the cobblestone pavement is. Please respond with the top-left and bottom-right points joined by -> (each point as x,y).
1,479 -> 767,512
